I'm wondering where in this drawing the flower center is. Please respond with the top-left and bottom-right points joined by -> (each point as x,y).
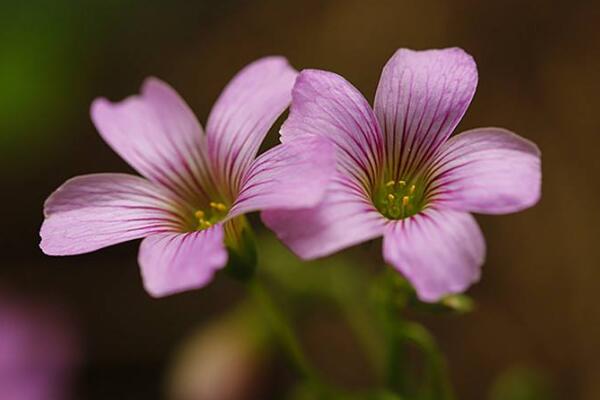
194,201 -> 228,230
374,179 -> 426,220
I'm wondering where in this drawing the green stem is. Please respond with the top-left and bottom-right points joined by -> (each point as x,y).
379,271 -> 454,399
396,321 -> 455,400
249,278 -> 330,397
385,325 -> 404,392
332,280 -> 386,380
380,273 -> 410,394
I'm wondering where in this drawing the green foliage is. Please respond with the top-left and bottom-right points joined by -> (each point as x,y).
257,234 -> 468,400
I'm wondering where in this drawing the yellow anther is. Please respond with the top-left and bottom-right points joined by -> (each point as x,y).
198,219 -> 212,230
409,184 -> 416,195
194,210 -> 205,219
398,180 -> 406,188
387,194 -> 396,202
209,202 -> 227,212
402,196 -> 410,206
385,180 -> 396,187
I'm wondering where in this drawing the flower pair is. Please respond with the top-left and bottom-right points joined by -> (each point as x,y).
41,57 -> 334,297
41,48 -> 541,301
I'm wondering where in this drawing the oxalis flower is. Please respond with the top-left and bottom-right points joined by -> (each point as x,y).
40,57 -> 334,297
263,48 -> 542,302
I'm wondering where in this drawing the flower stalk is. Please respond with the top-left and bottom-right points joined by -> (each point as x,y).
248,278 -> 333,398
369,269 -> 457,399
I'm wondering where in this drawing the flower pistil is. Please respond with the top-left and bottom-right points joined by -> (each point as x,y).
375,178 -> 425,219
195,202 -> 229,230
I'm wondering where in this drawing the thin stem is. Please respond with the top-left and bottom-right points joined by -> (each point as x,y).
385,324 -> 404,391
378,271 -> 455,400
379,272 -> 410,394
331,276 -> 386,379
249,279 -> 330,397
395,321 -> 455,400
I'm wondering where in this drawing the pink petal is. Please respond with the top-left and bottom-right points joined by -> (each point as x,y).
206,57 -> 297,198
262,174 -> 386,259
228,136 -> 336,218
428,128 -> 541,214
280,69 -> 384,190
374,48 -> 478,179
138,225 -> 227,297
383,208 -> 485,302
91,78 -> 218,205
40,174 -> 184,255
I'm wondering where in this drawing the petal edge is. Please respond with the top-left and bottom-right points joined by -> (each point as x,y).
428,127 -> 541,214
206,57 -> 298,198
374,47 -> 478,179
138,225 -> 227,297
262,174 -> 386,259
40,173 -> 182,255
228,136 -> 336,218
383,208 -> 485,302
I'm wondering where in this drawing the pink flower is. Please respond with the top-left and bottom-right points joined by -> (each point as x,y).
40,57 -> 334,297
263,48 -> 542,302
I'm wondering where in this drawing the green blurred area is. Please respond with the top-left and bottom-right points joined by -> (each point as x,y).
0,2 -> 75,158
489,366 -> 555,400
1,0 -> 599,399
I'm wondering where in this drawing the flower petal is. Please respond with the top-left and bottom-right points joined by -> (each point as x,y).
91,78 -> 217,205
280,69 -> 384,190
374,48 -> 478,179
40,174 -> 184,255
262,174 -> 386,259
138,225 -> 227,297
227,136 -> 336,218
383,208 -> 485,302
428,128 -> 541,214
206,57 -> 298,198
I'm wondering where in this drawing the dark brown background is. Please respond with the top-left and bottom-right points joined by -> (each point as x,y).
1,0 -> 599,399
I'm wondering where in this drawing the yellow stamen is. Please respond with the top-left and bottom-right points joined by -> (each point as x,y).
209,202 -> 227,212
198,219 -> 212,229
402,196 -> 410,206
409,184 -> 416,195
387,194 -> 396,202
194,210 -> 205,219
398,180 -> 406,188
385,180 -> 395,187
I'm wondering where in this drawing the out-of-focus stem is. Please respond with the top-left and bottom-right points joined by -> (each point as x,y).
395,321 -> 455,400
249,279 -> 332,398
332,282 -> 386,379
379,270 -> 455,400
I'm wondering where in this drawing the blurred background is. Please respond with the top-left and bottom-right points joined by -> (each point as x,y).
1,0 -> 599,399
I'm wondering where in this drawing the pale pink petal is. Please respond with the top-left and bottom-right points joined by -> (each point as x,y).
40,174 -> 185,255
427,128 -> 541,214
138,225 -> 227,297
383,208 -> 485,302
91,78 -> 218,205
206,57 -> 297,198
280,69 -> 384,190
374,48 -> 477,179
227,136 -> 335,218
262,174 -> 387,259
